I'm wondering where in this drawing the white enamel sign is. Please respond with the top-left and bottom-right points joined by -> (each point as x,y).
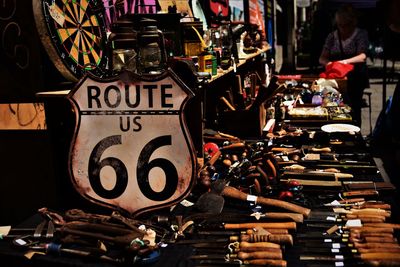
68,71 -> 196,216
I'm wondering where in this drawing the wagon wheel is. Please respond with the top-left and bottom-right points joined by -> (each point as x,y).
33,0 -> 109,82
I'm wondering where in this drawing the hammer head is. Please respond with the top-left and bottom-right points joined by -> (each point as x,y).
194,180 -> 227,214
194,192 -> 225,214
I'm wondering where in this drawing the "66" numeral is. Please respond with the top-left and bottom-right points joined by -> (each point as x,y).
88,135 -> 178,201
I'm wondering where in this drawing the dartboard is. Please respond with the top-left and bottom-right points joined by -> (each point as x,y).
33,0 -> 109,82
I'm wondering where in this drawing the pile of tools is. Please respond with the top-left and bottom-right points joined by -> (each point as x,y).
176,217 -> 298,267
297,198 -> 400,267
4,208 -> 162,265
195,127 -> 400,266
3,122 -> 399,266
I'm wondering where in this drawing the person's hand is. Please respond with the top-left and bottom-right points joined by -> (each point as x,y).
338,60 -> 348,64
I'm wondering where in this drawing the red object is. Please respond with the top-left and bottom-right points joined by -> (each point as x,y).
204,142 -> 220,157
285,180 -> 301,188
276,75 -> 302,80
209,0 -> 229,21
319,61 -> 354,79
279,191 -> 293,200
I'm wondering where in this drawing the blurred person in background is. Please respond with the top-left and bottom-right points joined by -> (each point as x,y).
310,0 -> 332,71
319,4 -> 369,126
371,0 -> 400,190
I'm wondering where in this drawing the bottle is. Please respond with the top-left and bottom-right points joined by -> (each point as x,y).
199,49 -> 213,75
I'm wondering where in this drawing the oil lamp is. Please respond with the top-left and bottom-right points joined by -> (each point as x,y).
137,19 -> 167,74
109,20 -> 137,74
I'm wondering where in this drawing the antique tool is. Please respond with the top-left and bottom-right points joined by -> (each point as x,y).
299,239 -> 400,250
281,170 -> 353,181
251,212 -> 304,223
11,219 -> 56,248
230,241 -> 283,252
331,207 -> 391,217
299,245 -> 400,255
281,179 -> 342,188
240,233 -> 293,245
60,227 -> 144,247
44,242 -> 122,263
196,229 -> 289,236
222,186 -> 311,217
299,160 -> 373,166
194,179 -> 226,213
341,190 -> 379,197
300,252 -> 400,262
194,259 -> 287,266
296,228 -> 395,241
306,209 -> 389,223
314,164 -> 379,175
326,199 -> 391,210
362,223 -> 400,230
190,250 -> 283,260
224,222 -> 296,230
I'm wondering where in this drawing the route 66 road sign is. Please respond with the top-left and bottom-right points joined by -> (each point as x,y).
67,70 -> 196,216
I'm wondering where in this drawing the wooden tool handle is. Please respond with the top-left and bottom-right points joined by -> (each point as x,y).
246,229 -> 289,234
350,208 -> 391,216
361,203 -> 391,210
311,147 -> 331,153
342,190 -> 379,197
256,198 -> 310,218
207,150 -> 221,166
222,186 -> 311,217
334,173 -> 354,179
220,96 -> 236,111
239,241 -> 281,249
238,247 -> 282,253
363,223 -> 400,229
238,251 -> 283,260
243,259 -> 287,267
271,147 -> 297,152
366,260 -> 400,267
355,242 -> 400,249
365,236 -> 397,243
237,246 -> 282,253
266,159 -> 277,180
352,232 -> 394,238
360,252 -> 400,261
357,247 -> 400,254
240,234 -> 293,245
338,198 -> 365,204
267,234 -> 293,246
350,227 -> 394,234
346,214 -> 386,221
264,212 -> 304,223
256,165 -> 269,184
225,222 -> 296,230
220,142 -> 246,150
253,178 -> 262,195
348,216 -> 385,223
